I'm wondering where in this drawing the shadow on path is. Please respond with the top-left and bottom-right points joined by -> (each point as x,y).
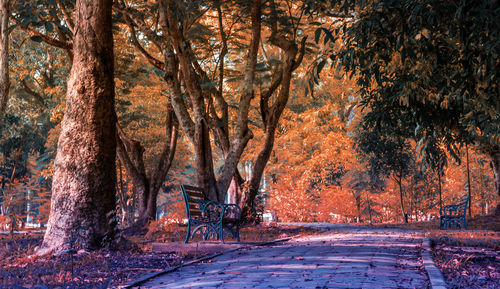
137,228 -> 429,289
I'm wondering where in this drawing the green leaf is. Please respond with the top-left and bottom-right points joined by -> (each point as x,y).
314,28 -> 322,44
45,22 -> 53,33
30,36 -> 43,42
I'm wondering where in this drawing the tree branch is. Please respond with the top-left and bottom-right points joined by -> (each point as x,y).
55,0 -> 74,34
150,104 -> 179,195
125,18 -> 165,70
13,18 -> 72,50
113,2 -> 166,50
21,79 -> 46,108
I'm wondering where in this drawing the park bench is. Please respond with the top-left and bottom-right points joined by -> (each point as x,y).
439,195 -> 470,230
181,184 -> 241,243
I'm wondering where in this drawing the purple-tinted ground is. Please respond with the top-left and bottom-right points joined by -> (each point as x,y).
138,229 -> 430,288
433,244 -> 499,289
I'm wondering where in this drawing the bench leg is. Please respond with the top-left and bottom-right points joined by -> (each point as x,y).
184,222 -> 191,243
220,224 -> 240,243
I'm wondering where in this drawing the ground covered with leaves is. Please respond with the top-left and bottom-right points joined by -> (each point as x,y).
432,242 -> 499,289
428,216 -> 500,289
0,234 -> 181,288
0,224 -> 316,288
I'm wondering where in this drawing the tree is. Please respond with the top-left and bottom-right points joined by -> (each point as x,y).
354,122 -> 414,223
38,0 -> 116,253
115,0 -> 307,221
333,0 -> 499,214
308,0 -> 499,215
116,102 -> 178,226
0,0 -> 9,123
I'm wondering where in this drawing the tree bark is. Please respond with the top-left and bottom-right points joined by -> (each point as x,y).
465,144 -> 472,217
437,169 -> 442,209
488,149 -> 500,216
39,0 -> 116,254
397,175 -> 408,223
0,0 -> 9,123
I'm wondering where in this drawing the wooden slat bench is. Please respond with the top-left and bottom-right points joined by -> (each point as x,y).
181,184 -> 241,243
439,195 -> 470,230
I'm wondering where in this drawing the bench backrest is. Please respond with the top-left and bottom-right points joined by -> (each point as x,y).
442,195 -> 470,216
181,185 -> 207,219
456,195 -> 470,215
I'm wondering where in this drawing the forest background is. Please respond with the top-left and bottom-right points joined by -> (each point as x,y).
0,0 -> 498,236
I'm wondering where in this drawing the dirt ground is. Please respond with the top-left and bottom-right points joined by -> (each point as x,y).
0,223 -> 317,288
1,217 -> 498,288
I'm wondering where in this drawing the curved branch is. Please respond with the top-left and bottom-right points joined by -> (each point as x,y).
126,19 -> 165,70
13,18 -> 72,50
113,2 -> 166,50
21,79 -> 46,108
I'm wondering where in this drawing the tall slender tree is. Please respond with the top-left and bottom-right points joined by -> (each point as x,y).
0,0 -> 9,123
39,0 -> 116,253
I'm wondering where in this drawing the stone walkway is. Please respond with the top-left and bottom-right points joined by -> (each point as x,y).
135,228 -> 430,288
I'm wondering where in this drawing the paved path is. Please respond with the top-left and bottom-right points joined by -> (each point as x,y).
136,228 -> 430,288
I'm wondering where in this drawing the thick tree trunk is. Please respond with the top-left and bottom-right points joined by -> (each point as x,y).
193,118 -> 219,201
0,0 -> 9,123
39,0 -> 116,254
228,171 -> 245,207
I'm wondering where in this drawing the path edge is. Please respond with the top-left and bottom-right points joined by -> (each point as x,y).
422,238 -> 447,289
117,237 -> 292,288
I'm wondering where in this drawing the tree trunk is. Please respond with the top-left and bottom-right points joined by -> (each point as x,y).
0,0 -> 9,123
119,0 -> 304,210
116,104 -> 178,226
243,124 -> 277,220
117,127 -> 149,216
117,161 -> 129,226
228,171 -> 245,207
489,149 -> 500,216
39,0 -> 116,254
356,194 -> 361,223
397,176 -> 407,223
242,32 -> 306,221
213,0 -> 260,200
465,144 -> 472,217
437,169 -> 442,209
193,118 -> 219,200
